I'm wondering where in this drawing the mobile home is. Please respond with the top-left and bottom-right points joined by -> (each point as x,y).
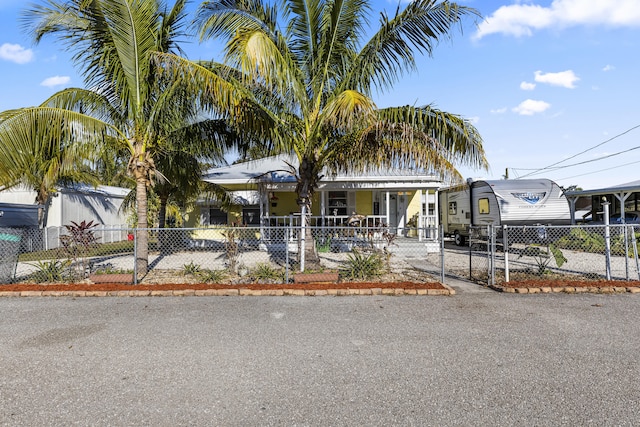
440,178 -> 571,245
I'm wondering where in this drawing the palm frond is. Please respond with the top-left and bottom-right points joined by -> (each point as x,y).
326,104 -> 487,183
347,0 -> 480,94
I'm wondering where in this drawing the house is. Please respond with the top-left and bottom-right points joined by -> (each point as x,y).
0,184 -> 130,228
192,155 -> 441,238
0,184 -> 131,251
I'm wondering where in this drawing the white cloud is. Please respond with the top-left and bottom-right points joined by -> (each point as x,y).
520,81 -> 536,91
602,64 -> 615,71
0,43 -> 34,64
474,0 -> 640,39
468,116 -> 480,124
40,75 -> 71,87
512,99 -> 551,116
534,70 -> 579,88
490,107 -> 507,114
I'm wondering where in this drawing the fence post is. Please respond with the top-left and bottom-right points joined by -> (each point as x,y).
503,225 -> 509,283
490,225 -> 496,286
440,225 -> 445,284
468,226 -> 472,281
285,224 -> 290,283
133,230 -> 138,285
632,225 -> 640,280
602,200 -> 611,280
300,206 -> 306,272
485,225 -> 490,286
624,225 -> 629,281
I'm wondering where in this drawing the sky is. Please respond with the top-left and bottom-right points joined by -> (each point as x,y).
0,0 -> 639,191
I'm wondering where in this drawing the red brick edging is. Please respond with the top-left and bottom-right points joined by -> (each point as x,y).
0,284 -> 456,298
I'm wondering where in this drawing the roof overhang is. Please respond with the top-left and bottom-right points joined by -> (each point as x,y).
203,155 -> 442,188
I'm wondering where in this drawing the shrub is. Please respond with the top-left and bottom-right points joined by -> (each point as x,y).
251,263 -> 283,281
340,250 -> 385,280
59,220 -> 100,280
182,261 -> 201,276
198,269 -> 227,283
29,259 -> 71,283
519,243 -> 567,275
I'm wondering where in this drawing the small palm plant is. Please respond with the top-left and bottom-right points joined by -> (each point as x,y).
519,243 -> 568,275
59,220 -> 100,280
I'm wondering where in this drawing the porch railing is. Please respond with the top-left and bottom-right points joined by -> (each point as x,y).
261,214 -> 438,241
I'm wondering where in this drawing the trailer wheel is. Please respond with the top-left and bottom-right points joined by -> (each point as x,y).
454,231 -> 465,246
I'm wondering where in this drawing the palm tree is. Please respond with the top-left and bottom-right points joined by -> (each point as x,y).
192,0 -> 488,265
0,106 -> 106,226
13,0 -> 241,276
153,118 -> 237,229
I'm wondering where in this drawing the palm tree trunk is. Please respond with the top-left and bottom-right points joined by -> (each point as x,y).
135,178 -> 149,277
297,157 -> 321,271
158,196 -> 168,229
158,195 -> 169,254
35,190 -> 50,229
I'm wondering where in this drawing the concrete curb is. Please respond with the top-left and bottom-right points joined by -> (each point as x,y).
0,283 -> 456,298
489,284 -> 640,294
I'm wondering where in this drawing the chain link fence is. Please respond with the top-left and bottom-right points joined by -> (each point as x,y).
8,222 -> 640,287
462,224 -> 640,285
9,224 -> 446,285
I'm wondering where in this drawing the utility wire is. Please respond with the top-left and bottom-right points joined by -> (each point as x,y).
516,144 -> 640,177
556,159 -> 640,182
514,123 -> 640,178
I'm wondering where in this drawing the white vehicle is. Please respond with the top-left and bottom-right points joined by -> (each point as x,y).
439,178 -> 571,245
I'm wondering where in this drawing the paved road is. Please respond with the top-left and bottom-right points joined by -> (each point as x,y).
1,287 -> 639,426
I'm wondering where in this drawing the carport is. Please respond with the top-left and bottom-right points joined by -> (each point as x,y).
565,179 -> 640,224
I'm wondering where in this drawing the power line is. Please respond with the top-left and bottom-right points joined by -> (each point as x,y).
514,123 -> 640,179
517,144 -> 640,177
555,159 -> 640,182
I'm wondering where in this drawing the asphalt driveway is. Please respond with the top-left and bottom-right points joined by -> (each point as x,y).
1,287 -> 639,426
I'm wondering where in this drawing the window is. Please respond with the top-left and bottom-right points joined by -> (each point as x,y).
328,191 -> 348,216
209,208 -> 227,225
448,202 -> 457,215
242,208 -> 260,225
478,198 -> 490,214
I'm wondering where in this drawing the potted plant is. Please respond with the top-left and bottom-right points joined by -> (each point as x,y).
406,213 -> 419,237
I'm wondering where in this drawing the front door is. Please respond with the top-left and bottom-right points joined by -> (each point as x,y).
388,194 -> 399,233
396,193 -> 408,231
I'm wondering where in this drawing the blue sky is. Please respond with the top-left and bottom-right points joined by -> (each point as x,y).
1,0 -> 639,190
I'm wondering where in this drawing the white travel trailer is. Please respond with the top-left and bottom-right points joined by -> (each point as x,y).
440,178 -> 571,245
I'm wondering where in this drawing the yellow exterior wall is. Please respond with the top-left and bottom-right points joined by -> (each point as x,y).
407,191 -> 422,225
355,191 -> 372,215
268,191 -> 299,216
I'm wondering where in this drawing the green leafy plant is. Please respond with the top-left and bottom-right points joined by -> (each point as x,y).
519,243 -> 568,275
315,237 -> 331,253
29,259 -> 71,283
340,250 -> 385,280
221,227 -> 240,273
182,261 -> 202,276
93,266 -> 132,275
555,227 -> 633,257
197,269 -> 227,283
59,220 -> 100,280
251,263 -> 283,281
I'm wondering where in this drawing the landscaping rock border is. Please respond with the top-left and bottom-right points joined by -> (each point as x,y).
0,283 -> 456,297
489,283 -> 640,294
